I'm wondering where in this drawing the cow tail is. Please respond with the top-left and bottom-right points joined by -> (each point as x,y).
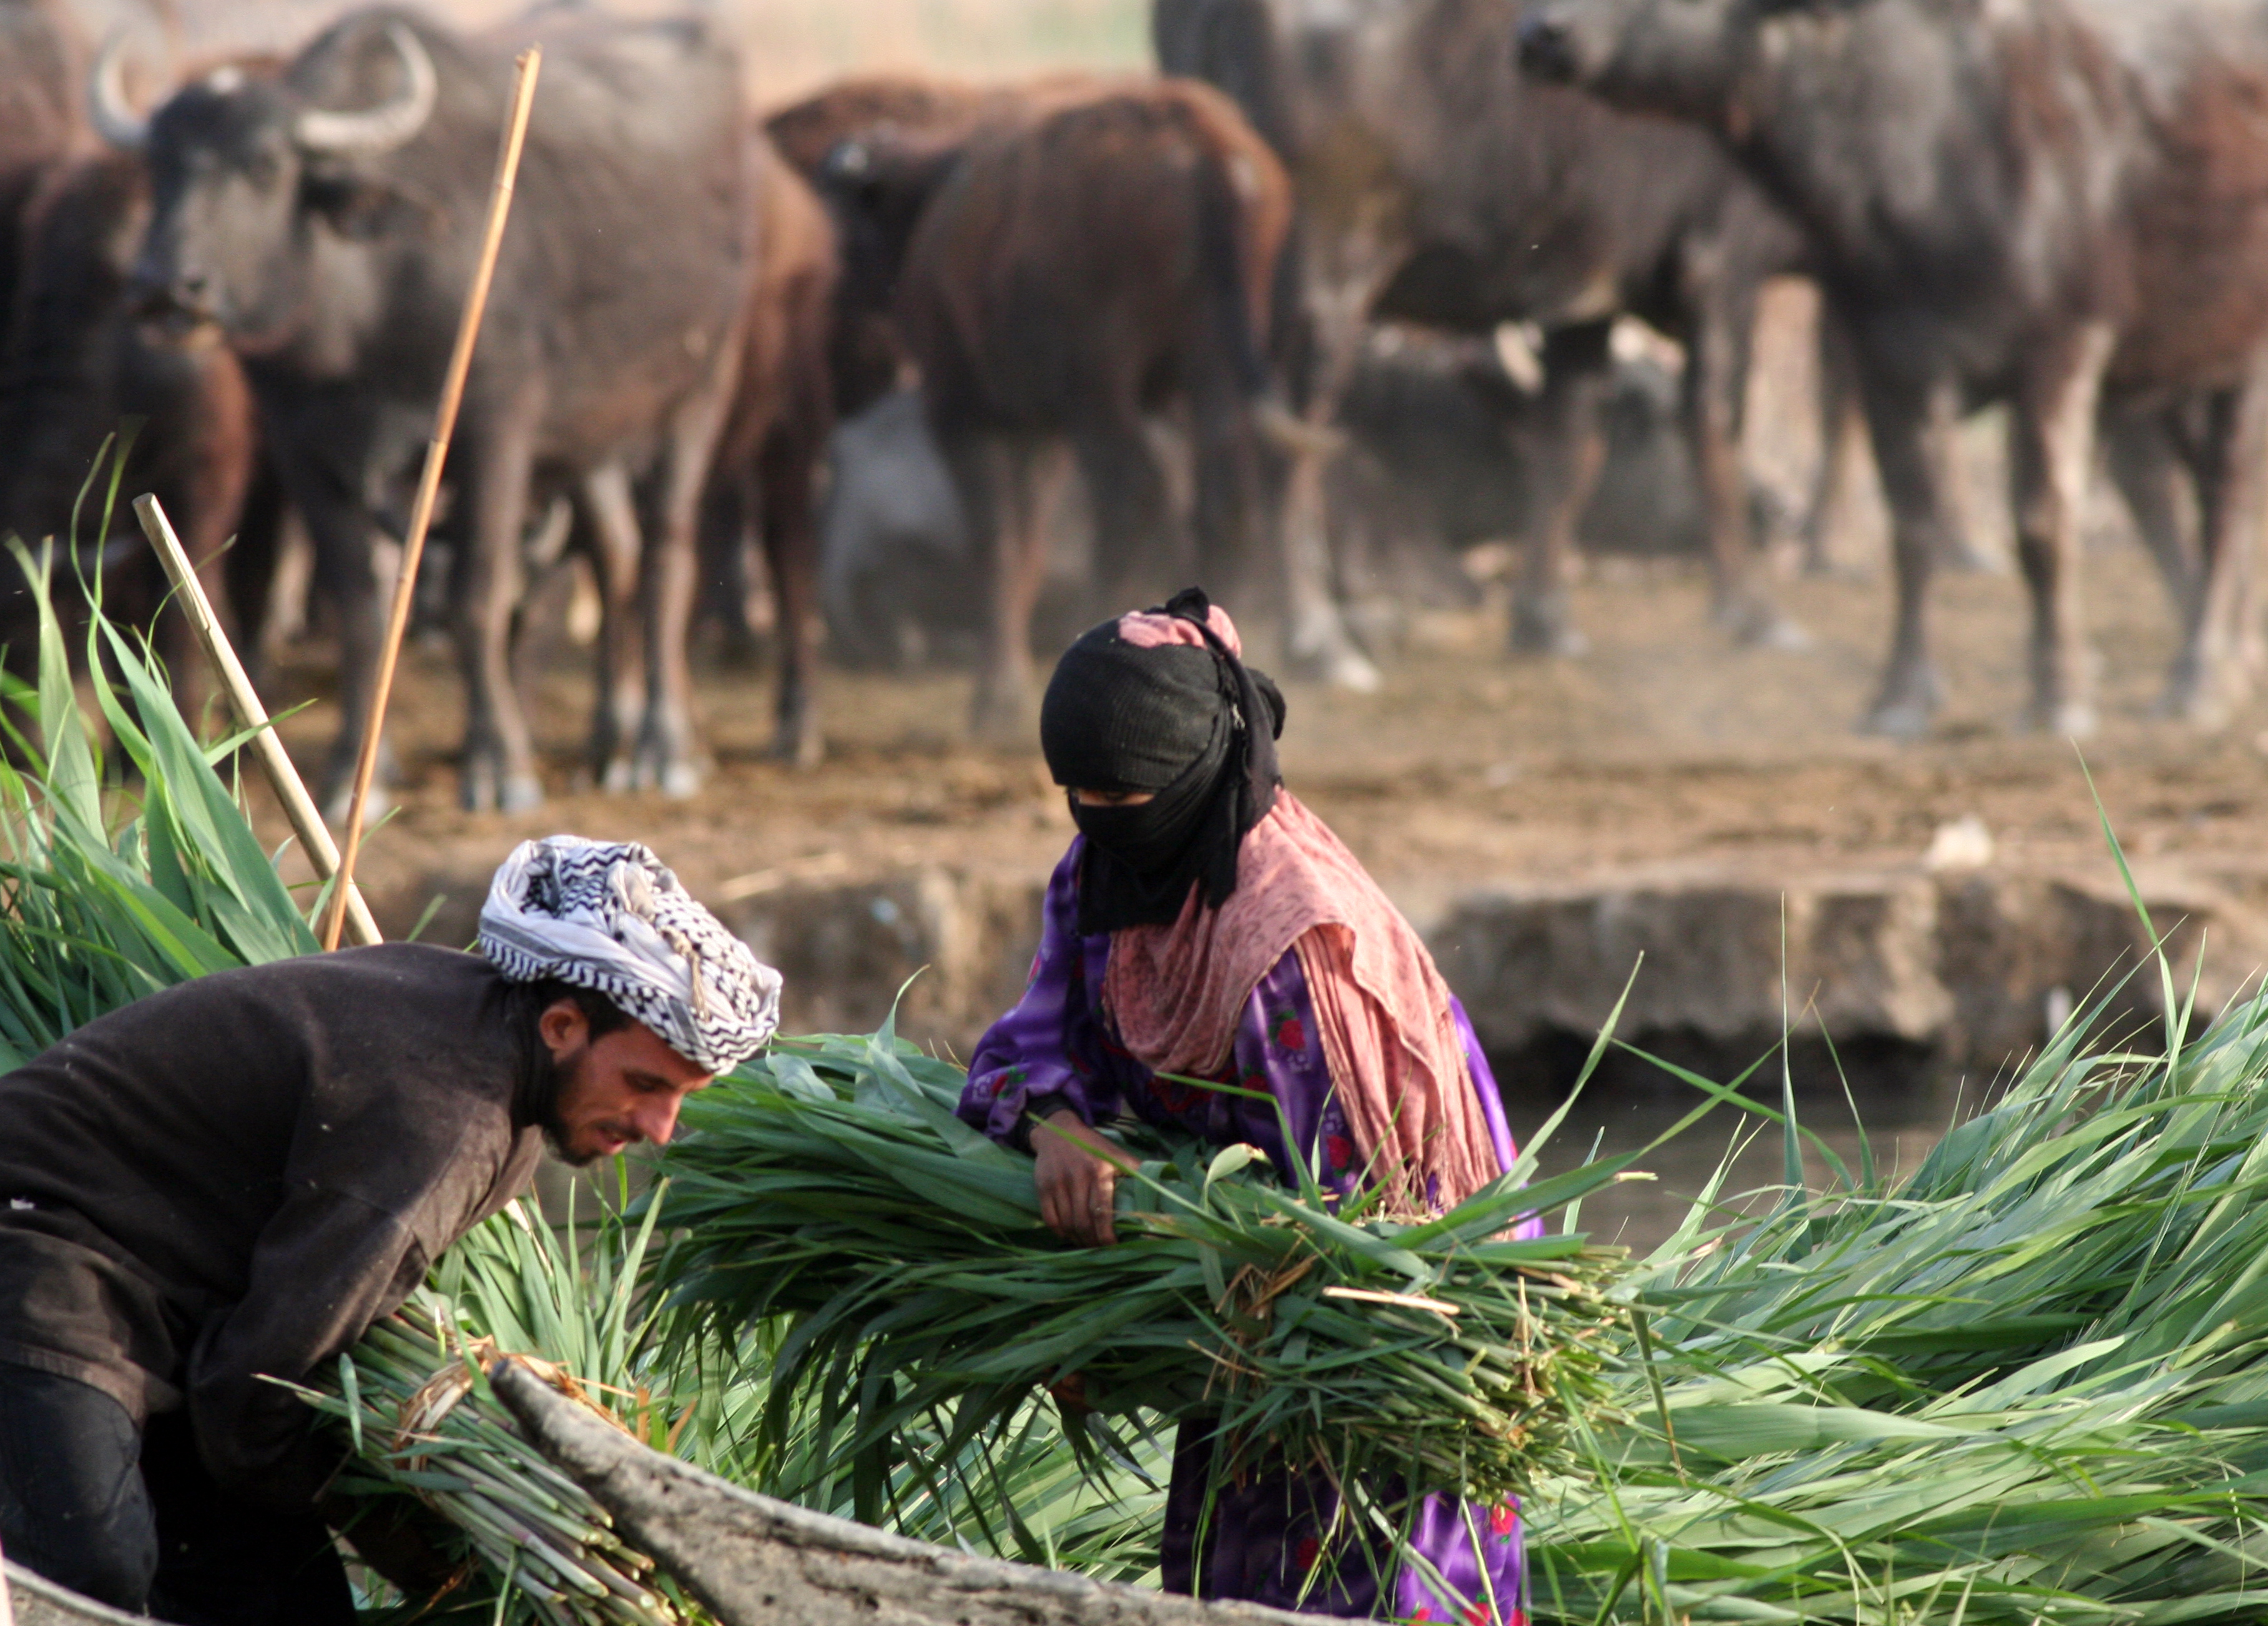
1194,145 -> 1272,403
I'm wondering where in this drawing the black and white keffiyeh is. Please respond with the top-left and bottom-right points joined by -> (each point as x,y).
478,837 -> 782,1073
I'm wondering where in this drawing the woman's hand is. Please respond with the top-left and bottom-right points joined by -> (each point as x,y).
1033,1108 -> 1122,1245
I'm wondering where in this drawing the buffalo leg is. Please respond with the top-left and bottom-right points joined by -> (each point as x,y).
2161,358 -> 2268,724
453,409 -> 546,812
579,461 -> 646,791
278,464 -> 395,822
1685,295 -> 1805,647
1854,360 -> 1962,736
1508,320 -> 1611,656
757,420 -> 824,767
219,463 -> 288,696
947,425 -> 1051,743
634,362 -> 738,799
1802,302 -> 1868,576
1813,310 -> 1997,578
2006,320 -> 2114,736
1275,277 -> 1379,690
1187,368 -> 1271,617
695,476 -> 760,670
2099,409 -> 2200,626
1074,412 -> 1179,612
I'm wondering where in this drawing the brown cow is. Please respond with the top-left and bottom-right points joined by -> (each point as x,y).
0,147 -> 282,714
767,73 -> 1111,415
696,135 -> 838,767
818,79 -> 1295,736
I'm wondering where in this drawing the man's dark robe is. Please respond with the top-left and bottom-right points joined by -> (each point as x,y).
0,943 -> 544,1507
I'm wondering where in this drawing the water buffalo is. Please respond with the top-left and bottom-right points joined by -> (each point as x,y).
766,73 -> 1111,418
1522,0 -> 2268,734
812,78 -> 1297,737
696,137 -> 838,766
1154,0 -> 1815,659
115,7 -> 756,813
0,146 -> 282,710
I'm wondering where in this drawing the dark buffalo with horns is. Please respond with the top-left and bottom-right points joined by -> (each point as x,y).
1523,0 -> 2268,735
1154,0 -> 1817,660
106,7 -> 756,812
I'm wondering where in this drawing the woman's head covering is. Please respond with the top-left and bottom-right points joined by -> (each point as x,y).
1041,594 -> 1501,1212
1039,588 -> 1285,935
478,837 -> 782,1073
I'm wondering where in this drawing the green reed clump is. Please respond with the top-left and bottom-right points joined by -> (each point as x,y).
651,1026 -> 1634,1526
1529,963 -> 2268,1621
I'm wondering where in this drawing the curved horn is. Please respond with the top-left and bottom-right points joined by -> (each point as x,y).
88,31 -> 149,151
294,21 -> 437,155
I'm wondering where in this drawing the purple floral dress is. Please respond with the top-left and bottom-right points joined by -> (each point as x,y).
959,840 -> 1534,1625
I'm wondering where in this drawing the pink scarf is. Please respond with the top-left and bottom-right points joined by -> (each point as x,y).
1096,610 -> 1501,1212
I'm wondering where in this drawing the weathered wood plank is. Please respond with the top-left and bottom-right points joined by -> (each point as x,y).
491,1361 -> 1309,1626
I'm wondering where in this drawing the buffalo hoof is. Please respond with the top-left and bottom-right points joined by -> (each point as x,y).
627,744 -> 702,800
969,688 -> 1036,747
461,764 -> 544,814
1943,539 -> 2009,576
1284,646 -> 1384,691
2156,662 -> 2246,730
1508,598 -> 1588,659
1719,598 -> 1812,652
2024,699 -> 2098,739
770,727 -> 824,769
1860,699 -> 1933,739
321,782 -> 391,830
1508,622 -> 1589,659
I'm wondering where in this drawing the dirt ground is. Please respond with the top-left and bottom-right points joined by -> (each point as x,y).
267,530 -> 2267,942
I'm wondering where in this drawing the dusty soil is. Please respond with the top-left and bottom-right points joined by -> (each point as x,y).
266,536 -> 2268,942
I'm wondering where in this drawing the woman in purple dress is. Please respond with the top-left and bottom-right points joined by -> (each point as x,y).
957,590 -> 1534,1625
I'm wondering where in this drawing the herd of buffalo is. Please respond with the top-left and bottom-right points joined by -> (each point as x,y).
0,0 -> 2263,816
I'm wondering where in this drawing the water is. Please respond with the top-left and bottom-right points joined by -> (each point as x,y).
1491,1034 -> 1971,1255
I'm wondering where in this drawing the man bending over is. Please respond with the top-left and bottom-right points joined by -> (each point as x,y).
0,836 -> 780,1625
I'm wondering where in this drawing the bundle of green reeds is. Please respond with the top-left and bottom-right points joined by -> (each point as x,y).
652,1026 -> 1636,1526
1528,965 -> 2268,1622
288,1188 -> 697,1626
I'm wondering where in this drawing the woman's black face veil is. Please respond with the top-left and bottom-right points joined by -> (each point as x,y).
1046,587 -> 1286,935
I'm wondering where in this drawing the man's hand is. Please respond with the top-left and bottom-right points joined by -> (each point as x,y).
1034,1109 -> 1123,1246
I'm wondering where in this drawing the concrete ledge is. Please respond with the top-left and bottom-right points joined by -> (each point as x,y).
390,853 -> 2268,1075
1430,859 -> 2268,1067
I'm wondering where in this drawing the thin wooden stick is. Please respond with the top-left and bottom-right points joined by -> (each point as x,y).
323,44 -> 541,951
137,494 -> 383,947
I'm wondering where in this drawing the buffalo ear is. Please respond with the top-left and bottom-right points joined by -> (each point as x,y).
300,169 -> 423,241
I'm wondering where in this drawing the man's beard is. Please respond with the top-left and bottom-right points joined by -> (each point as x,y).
533,1042 -> 603,1166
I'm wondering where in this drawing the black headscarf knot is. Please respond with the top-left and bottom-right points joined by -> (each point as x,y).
1039,588 -> 1285,935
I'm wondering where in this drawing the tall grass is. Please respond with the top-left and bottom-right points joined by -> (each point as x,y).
1527,969 -> 2268,1620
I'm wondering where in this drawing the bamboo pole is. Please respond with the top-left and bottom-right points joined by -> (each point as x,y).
136,494 -> 383,947
322,44 -> 542,951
